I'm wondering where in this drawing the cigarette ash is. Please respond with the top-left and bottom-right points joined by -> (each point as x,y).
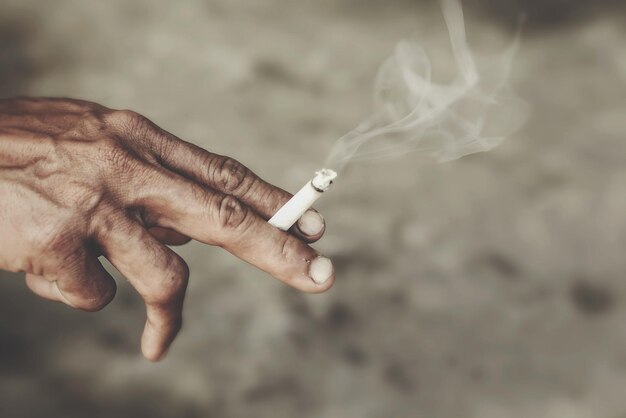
311,169 -> 337,192
325,0 -> 528,172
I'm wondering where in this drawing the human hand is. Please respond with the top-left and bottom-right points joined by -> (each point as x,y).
0,97 -> 334,361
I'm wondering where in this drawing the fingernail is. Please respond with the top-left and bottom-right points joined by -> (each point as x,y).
309,256 -> 333,284
298,210 -> 324,236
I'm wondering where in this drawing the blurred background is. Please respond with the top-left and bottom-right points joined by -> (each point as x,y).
1,0 -> 626,417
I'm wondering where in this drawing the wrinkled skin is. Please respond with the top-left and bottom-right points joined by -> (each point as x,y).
0,97 -> 334,361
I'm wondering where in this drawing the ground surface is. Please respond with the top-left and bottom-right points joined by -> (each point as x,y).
1,1 -> 626,417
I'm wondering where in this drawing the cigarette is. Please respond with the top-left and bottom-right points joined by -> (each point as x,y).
269,168 -> 337,231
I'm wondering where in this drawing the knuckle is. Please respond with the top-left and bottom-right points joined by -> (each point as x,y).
88,205 -> 118,239
78,109 -> 107,134
153,255 -> 189,304
279,235 -> 293,260
71,184 -> 105,215
215,194 -> 250,231
104,110 -> 160,156
212,157 -> 251,194
155,135 -> 175,162
106,110 -> 152,140
107,109 -> 145,129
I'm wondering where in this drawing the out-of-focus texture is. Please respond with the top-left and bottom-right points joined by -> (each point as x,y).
1,1 -> 626,417
326,0 -> 528,170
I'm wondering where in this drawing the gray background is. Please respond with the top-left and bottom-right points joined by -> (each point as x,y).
1,1 -> 626,417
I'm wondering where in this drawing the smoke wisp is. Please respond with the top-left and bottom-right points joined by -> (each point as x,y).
325,0 -> 529,172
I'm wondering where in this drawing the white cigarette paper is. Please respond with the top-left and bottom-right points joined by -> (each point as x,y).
268,169 -> 337,231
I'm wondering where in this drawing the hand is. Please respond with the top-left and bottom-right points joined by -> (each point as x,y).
0,97 -> 334,361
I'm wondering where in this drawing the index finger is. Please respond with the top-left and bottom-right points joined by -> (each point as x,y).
143,125 -> 326,241
131,171 -> 335,293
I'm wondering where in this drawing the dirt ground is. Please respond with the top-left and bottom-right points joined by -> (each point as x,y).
1,1 -> 626,417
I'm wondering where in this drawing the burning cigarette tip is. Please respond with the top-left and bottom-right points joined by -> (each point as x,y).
311,169 -> 338,192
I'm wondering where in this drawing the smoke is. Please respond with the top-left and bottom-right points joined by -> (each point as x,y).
325,0 -> 529,172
